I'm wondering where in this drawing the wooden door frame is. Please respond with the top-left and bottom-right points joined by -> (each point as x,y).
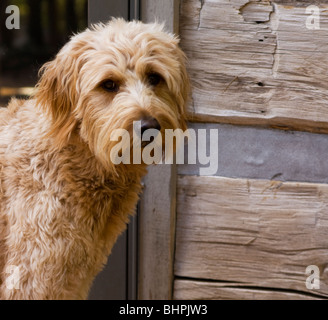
138,0 -> 180,300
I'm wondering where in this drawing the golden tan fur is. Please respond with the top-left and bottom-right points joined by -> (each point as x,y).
0,19 -> 189,299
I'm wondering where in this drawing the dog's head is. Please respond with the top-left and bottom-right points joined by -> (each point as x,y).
35,19 -> 189,170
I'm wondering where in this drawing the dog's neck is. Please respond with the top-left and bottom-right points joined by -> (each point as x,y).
52,132 -> 148,188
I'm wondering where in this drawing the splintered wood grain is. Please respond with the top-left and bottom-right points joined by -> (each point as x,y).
174,279 -> 321,300
180,0 -> 328,133
175,175 -> 328,299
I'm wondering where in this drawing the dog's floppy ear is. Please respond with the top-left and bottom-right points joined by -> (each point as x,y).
35,40 -> 84,148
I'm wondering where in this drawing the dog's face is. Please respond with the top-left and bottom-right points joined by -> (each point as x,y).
35,19 -> 189,171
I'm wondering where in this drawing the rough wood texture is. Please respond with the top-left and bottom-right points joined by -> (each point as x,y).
175,175 -> 328,299
138,0 -> 180,300
138,165 -> 177,300
174,279 -> 321,300
180,0 -> 328,133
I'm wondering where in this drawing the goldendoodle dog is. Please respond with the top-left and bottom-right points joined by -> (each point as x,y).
0,18 -> 189,299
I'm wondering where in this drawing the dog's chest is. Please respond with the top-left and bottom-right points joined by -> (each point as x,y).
1,133 -> 143,289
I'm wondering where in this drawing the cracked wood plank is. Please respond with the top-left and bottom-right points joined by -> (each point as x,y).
180,0 -> 328,133
174,175 -> 328,299
174,279 -> 322,300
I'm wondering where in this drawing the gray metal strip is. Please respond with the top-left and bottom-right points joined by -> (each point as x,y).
178,122 -> 328,184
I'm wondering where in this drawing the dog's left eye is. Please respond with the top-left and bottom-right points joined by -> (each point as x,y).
102,80 -> 119,93
147,73 -> 162,87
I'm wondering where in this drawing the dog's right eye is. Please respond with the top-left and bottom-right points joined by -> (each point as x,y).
147,73 -> 162,87
101,80 -> 119,93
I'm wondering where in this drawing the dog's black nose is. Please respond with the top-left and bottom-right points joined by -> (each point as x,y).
140,117 -> 161,135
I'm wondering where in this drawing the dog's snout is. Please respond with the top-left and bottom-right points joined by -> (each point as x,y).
140,117 -> 161,135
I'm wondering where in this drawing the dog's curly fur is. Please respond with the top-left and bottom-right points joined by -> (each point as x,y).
0,19 -> 189,299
